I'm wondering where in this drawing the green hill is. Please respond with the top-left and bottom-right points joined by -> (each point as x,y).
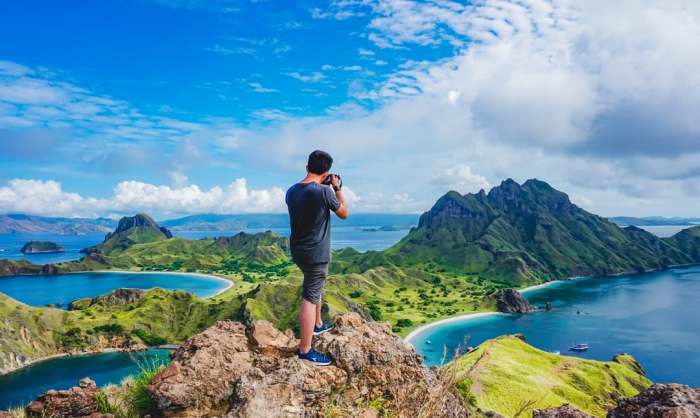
337,179 -> 700,288
453,335 -> 651,417
81,213 -> 173,255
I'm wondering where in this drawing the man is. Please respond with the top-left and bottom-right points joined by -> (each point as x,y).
286,150 -> 348,366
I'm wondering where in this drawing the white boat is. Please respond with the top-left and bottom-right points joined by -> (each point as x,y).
569,343 -> 589,352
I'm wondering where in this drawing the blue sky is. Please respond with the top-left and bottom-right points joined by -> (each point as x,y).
1,0 -> 700,218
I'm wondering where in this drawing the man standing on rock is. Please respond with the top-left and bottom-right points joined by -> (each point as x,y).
286,150 -> 348,366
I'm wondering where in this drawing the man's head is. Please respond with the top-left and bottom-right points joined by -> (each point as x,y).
307,150 -> 333,175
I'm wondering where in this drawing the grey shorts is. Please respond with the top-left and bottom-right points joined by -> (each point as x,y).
298,262 -> 328,304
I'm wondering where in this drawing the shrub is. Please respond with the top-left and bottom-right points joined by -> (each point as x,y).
396,318 -> 413,327
94,323 -> 125,335
349,290 -> 363,298
131,328 -> 167,346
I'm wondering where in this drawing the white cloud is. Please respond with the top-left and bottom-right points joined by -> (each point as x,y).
248,81 -> 278,93
432,165 -> 490,194
0,179 -> 285,217
285,71 -> 325,83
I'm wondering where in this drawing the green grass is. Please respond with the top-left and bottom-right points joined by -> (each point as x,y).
452,335 -> 652,417
96,355 -> 168,418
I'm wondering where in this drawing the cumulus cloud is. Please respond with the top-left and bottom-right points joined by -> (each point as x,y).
3,0 -> 700,217
0,179 -> 285,218
432,165 -> 490,194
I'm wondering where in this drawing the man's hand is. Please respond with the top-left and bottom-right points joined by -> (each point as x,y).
330,174 -> 341,191
331,176 -> 348,219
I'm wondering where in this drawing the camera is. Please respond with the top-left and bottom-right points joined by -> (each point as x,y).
322,173 -> 342,190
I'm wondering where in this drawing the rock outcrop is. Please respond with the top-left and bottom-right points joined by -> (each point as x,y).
25,378 -> 112,418
149,313 -> 468,417
494,288 -> 534,313
70,288 -> 146,310
608,383 -> 700,417
533,404 -> 595,418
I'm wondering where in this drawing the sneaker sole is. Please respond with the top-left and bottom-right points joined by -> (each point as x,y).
299,358 -> 332,366
313,327 -> 333,336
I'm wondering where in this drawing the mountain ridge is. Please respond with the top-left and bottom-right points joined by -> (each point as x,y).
376,178 -> 700,285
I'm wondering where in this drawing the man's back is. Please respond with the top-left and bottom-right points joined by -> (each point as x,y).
286,182 -> 340,265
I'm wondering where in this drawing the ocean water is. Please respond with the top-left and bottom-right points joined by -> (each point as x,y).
410,266 -> 700,386
0,349 -> 171,410
0,226 -> 410,264
0,271 -> 230,308
0,233 -> 105,264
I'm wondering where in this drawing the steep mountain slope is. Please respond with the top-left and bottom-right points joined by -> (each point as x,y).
376,179 -> 699,285
453,335 -> 651,417
81,213 -> 172,255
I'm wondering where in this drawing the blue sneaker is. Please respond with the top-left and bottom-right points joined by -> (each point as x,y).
298,348 -> 332,366
313,323 -> 334,336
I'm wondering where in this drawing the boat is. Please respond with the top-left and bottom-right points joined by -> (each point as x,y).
569,343 -> 589,352
552,351 -> 561,355
426,340 -> 432,345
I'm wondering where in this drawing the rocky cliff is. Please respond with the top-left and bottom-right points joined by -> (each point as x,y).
493,288 -> 533,313
148,313 -> 467,417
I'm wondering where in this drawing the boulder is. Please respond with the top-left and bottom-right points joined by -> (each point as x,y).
533,404 -> 595,417
149,314 -> 469,417
608,383 -> 700,417
25,377 -> 113,418
494,288 -> 534,313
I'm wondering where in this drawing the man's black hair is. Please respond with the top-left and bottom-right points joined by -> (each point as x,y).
307,150 -> 333,174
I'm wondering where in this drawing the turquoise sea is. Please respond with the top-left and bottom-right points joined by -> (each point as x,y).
0,271 -> 230,308
410,266 -> 700,386
0,350 -> 171,410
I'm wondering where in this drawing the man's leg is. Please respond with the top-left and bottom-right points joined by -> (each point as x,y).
299,298 -> 316,354
315,297 -> 323,328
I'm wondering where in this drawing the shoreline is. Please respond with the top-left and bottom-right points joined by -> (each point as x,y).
404,262 -> 700,346
403,279 -> 573,345
0,346 -> 165,377
60,269 -> 234,298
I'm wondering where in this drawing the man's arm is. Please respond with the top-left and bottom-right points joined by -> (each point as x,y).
331,175 -> 349,219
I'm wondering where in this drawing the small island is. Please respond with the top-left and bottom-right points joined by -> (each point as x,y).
20,241 -> 66,254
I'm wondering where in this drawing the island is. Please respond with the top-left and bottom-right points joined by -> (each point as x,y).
20,241 -> 65,254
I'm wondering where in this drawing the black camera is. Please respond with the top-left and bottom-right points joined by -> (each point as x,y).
322,173 -> 342,190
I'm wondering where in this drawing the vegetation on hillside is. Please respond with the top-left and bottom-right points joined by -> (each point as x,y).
453,335 -> 651,417
2,180 -> 700,377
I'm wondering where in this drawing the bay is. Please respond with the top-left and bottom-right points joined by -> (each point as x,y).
410,266 -> 700,386
0,349 -> 171,410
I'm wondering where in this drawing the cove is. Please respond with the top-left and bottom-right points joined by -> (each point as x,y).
409,266 -> 700,386
0,271 -> 231,308
0,349 -> 171,410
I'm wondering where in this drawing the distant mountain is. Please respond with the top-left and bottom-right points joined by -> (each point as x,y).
161,213 -> 418,231
610,216 -> 700,226
0,214 -> 114,234
0,212 -> 419,235
81,213 -> 173,255
364,178 -> 700,285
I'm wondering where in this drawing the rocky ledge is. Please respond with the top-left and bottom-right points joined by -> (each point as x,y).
148,312 -> 468,417
533,384 -> 700,417
4,316 -> 700,418
24,377 -> 112,418
608,383 -> 700,417
494,288 -> 534,313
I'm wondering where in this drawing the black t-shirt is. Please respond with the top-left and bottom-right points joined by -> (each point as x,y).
285,182 -> 340,265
